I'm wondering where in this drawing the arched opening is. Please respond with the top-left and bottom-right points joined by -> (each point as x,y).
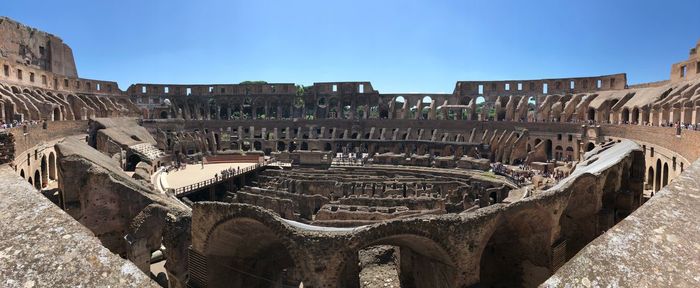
324,143 -> 332,151
49,152 -> 57,180
631,107 -> 639,124
253,141 -> 262,151
204,218 -> 301,287
20,169 -> 25,179
277,141 -> 286,152
288,142 -> 297,152
33,170 -> 41,190
647,166 -> 654,193
527,96 -> 536,121
480,209 -> 553,287
565,146 -> 574,161
420,96 -> 433,119
662,162 -> 669,188
621,108 -> 630,123
586,142 -> 595,152
241,141 -> 251,152
300,142 -> 309,150
52,107 -> 61,121
545,139 -> 553,160
554,146 -> 563,161
347,234 -> 458,288
41,155 -> 48,188
126,154 -> 142,171
587,107 -> 596,121
655,159 -> 662,192
476,96 -> 486,120
159,111 -> 169,119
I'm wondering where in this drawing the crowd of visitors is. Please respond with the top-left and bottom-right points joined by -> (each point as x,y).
0,120 -> 43,130
491,162 -> 569,186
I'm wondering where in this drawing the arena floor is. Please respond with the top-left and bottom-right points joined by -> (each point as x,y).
160,162 -> 258,189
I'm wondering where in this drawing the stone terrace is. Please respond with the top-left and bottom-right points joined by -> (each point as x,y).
0,165 -> 159,288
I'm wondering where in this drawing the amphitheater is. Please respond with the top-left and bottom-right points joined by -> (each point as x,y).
0,16 -> 699,288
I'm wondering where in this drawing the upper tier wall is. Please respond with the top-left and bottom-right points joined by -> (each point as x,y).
0,16 -> 77,77
453,73 -> 627,97
0,58 -> 122,96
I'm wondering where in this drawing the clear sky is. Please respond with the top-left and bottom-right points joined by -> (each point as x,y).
4,0 -> 699,92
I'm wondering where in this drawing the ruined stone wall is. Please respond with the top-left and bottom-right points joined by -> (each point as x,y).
0,16 -> 77,77
543,158 -> 700,287
670,40 -> 700,82
188,140 -> 643,288
7,120 -> 86,156
0,165 -> 159,287
453,74 -> 627,98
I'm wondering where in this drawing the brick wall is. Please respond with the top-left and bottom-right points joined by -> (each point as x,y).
7,121 -> 87,157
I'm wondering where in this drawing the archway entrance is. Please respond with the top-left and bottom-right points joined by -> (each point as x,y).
348,234 -> 457,288
655,159 -> 662,192
48,153 -> 56,180
41,156 -> 48,188
586,142 -> 595,152
662,162 -> 669,187
480,210 -> 553,287
647,166 -> 654,193
52,107 -> 61,121
204,218 -> 300,287
33,170 -> 41,190
126,154 -> 142,171
587,107 -> 595,121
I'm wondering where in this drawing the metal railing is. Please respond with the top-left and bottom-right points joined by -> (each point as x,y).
173,163 -> 263,196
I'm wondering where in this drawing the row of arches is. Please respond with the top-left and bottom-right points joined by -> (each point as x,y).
18,152 -> 57,191
647,159 -> 670,195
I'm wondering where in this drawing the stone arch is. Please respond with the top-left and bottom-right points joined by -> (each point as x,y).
647,166 -> 654,194
563,146 -> 574,161
52,107 -> 61,121
480,206 -> 555,287
621,107 -> 630,123
126,154 -> 142,171
586,142 -> 595,152
545,139 -> 553,159
203,217 -> 303,287
241,141 -> 251,152
662,162 -> 669,187
420,96 -> 433,119
631,107 -> 639,124
587,107 -> 596,121
33,170 -> 41,190
558,173 -> 604,261
476,96 -> 487,120
554,145 -> 563,160
655,159 -> 662,192
40,155 -> 48,188
277,141 -> 286,152
346,230 -> 459,288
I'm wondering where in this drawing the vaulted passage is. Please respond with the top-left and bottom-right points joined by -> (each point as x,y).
345,234 -> 458,288
480,209 -> 553,288
204,218 -> 300,288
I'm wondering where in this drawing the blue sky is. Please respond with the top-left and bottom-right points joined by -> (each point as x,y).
4,0 -> 699,92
